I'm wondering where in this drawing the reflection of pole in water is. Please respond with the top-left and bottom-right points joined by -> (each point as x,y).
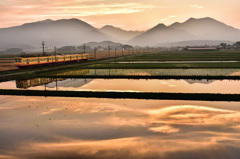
95,68 -> 96,75
109,69 -> 110,75
55,78 -> 58,91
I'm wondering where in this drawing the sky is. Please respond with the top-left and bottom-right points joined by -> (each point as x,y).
1,0 -> 240,31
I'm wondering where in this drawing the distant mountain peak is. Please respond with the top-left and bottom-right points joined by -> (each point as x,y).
152,23 -> 166,30
0,18 -> 111,48
129,17 -> 240,46
100,25 -> 143,42
187,17 -> 197,21
40,19 -> 53,23
184,17 -> 218,23
101,25 -> 116,29
155,23 -> 166,28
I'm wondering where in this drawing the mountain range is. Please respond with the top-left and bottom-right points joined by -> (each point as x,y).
129,17 -> 240,46
100,25 -> 143,43
0,19 -> 112,50
0,17 -> 240,50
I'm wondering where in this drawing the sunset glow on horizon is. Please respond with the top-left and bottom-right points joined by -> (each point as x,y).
1,0 -> 240,31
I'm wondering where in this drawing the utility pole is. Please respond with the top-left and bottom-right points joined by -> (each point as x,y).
122,46 -> 124,56
42,41 -> 45,56
108,45 -> 110,58
83,44 -> 86,53
94,47 -> 97,60
115,48 -> 117,63
54,46 -> 57,64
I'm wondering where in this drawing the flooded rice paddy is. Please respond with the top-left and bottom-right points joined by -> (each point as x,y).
0,96 -> 240,159
1,68 -> 240,158
56,68 -> 240,76
1,78 -> 240,94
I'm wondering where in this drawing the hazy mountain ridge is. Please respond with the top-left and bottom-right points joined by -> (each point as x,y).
129,17 -> 240,46
100,25 -> 143,42
85,41 -> 122,49
0,17 -> 240,50
170,17 -> 240,41
0,18 -> 112,50
129,23 -> 197,46
156,40 -> 235,47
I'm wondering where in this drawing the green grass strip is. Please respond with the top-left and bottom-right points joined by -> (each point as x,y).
1,89 -> 240,101
43,75 -> 240,80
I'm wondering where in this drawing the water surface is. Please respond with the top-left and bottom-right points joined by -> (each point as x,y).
0,95 -> 240,158
1,78 -> 240,94
56,68 -> 240,76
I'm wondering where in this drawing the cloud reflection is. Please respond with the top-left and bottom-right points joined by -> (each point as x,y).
0,96 -> 240,158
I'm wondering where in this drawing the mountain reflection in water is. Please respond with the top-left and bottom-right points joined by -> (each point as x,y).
9,78 -> 240,94
0,96 -> 240,159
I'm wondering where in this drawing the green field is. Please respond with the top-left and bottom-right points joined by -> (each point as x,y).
2,50 -> 240,82
121,50 -> 240,61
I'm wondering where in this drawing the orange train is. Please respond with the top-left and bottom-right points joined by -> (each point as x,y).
14,53 -> 89,68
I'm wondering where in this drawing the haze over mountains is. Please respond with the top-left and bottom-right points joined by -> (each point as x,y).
129,17 -> 240,46
100,25 -> 143,42
0,19 -> 111,50
0,17 -> 240,50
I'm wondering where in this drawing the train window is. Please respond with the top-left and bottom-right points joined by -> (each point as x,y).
18,58 -> 22,62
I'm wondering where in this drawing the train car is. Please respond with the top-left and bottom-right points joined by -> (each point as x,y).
14,53 -> 89,68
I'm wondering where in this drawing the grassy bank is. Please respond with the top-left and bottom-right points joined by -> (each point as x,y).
1,89 -> 240,101
43,75 -> 240,80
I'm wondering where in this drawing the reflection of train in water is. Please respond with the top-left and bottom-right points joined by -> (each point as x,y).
16,69 -> 90,89
16,78 -> 64,89
14,53 -> 89,68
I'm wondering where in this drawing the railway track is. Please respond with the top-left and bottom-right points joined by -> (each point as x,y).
0,56 -> 126,79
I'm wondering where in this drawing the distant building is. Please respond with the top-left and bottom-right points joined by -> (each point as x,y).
233,41 -> 240,50
96,46 -> 104,51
